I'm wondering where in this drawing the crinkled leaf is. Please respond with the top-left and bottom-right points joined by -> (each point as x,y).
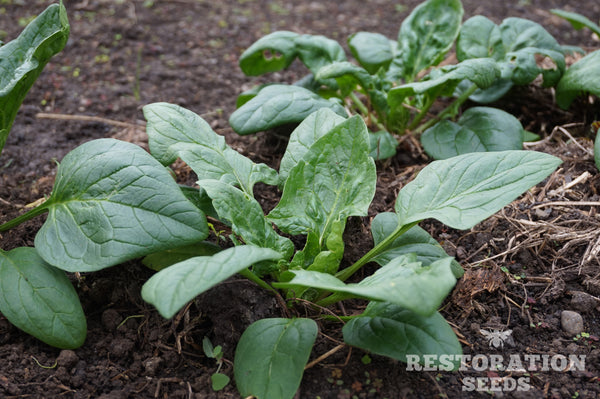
144,103 -> 278,194
348,32 -> 394,74
295,34 -> 346,74
276,255 -> 456,316
142,242 -> 221,272
234,318 -> 317,399
239,31 -> 300,76
398,0 -> 463,81
395,150 -> 562,229
269,116 -> 376,244
0,247 -> 86,349
505,47 -> 565,87
421,106 -> 524,159
315,61 -> 372,95
35,139 -> 208,272
0,3 -> 69,155
500,17 -> 563,54
369,130 -> 397,161
550,9 -> 600,37
229,85 -> 347,135
343,301 -> 462,368
142,246 -> 281,319
389,58 -> 500,106
279,108 -> 346,185
457,15 -> 505,61
556,50 -> 600,109
371,212 -> 462,277
199,179 -> 294,259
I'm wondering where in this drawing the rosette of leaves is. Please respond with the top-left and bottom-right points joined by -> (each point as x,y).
229,0 -> 571,161
140,104 -> 561,399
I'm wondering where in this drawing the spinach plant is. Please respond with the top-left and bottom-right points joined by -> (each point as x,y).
229,0 -> 573,160
0,4 -> 213,351
140,103 -> 561,399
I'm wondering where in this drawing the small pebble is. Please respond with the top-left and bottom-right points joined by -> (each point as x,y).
56,349 -> 79,369
569,291 -> 598,313
143,356 -> 163,376
561,310 -> 584,336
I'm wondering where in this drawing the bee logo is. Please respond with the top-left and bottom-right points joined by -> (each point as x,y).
480,329 -> 513,349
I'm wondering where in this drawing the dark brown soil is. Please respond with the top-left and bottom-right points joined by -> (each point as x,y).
1,1 -> 600,398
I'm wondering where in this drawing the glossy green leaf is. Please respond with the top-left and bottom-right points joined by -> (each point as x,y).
234,318 -> 317,399
239,31 -> 300,76
556,50 -> 600,109
144,103 -> 278,194
269,116 -> 376,244
421,107 -> 524,159
295,34 -> 346,74
279,109 -> 346,184
369,130 -> 397,161
454,78 -> 513,104
199,179 -> 294,259
500,17 -> 563,54
348,32 -> 394,74
595,132 -> 600,171
395,150 -> 562,229
0,3 -> 69,155
505,47 -> 565,87
550,9 -> 600,37
371,212 -> 462,277
142,242 -> 221,272
315,61 -> 372,95
343,301 -> 462,368
398,0 -> 463,81
35,139 -> 208,272
142,246 -> 282,319
457,15 -> 505,61
389,58 -> 500,106
276,255 -> 456,316
229,85 -> 347,135
0,247 -> 86,349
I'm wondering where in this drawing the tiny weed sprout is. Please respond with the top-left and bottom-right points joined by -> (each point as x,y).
230,0 -> 599,161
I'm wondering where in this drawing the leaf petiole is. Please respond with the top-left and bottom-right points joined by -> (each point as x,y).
0,202 -> 50,232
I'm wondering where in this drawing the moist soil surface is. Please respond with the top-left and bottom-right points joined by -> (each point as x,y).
1,1 -> 600,398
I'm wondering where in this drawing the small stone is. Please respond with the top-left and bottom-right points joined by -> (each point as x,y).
56,349 -> 79,369
570,291 -> 598,313
561,310 -> 584,336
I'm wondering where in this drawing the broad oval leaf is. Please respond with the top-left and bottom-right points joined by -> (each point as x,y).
315,61 -> 372,95
144,103 -> 278,194
421,106 -> 524,159
234,318 -> 317,399
343,301 -> 462,368
398,0 -> 463,81
229,85 -> 347,135
348,32 -> 394,74
35,139 -> 209,272
556,50 -> 600,109
0,3 -> 69,155
457,15 -> 505,61
0,247 -> 86,349
499,17 -> 563,54
142,242 -> 221,272
395,150 -> 562,229
239,31 -> 299,76
550,9 -> 600,37
279,108 -> 346,184
371,212 -> 461,277
276,255 -> 457,316
198,179 -> 294,259
269,116 -> 376,243
141,246 -> 282,319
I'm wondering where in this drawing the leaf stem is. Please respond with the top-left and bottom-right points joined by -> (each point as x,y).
413,84 -> 478,135
334,220 -> 417,283
0,203 -> 50,232
349,92 -> 386,132
238,268 -> 277,294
